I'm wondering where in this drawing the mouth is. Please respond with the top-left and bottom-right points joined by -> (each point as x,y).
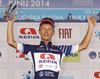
44,34 -> 49,37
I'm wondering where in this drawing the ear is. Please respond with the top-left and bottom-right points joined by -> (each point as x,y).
52,31 -> 55,36
38,29 -> 40,34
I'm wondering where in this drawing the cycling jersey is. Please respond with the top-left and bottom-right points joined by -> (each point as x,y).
17,41 -> 79,79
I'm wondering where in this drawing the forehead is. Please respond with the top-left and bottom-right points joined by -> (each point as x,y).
40,23 -> 53,29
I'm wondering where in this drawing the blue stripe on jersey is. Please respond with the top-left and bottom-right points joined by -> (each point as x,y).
70,45 -> 74,54
64,46 -> 68,55
66,46 -> 72,56
60,45 -> 63,50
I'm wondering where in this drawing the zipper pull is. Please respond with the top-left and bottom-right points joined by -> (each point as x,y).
47,47 -> 48,51
46,44 -> 48,51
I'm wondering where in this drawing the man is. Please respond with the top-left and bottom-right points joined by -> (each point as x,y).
3,13 -> 96,79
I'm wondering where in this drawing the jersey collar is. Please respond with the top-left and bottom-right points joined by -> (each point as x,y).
39,41 -> 52,48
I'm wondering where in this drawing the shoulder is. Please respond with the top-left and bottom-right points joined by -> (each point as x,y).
17,42 -> 39,49
51,45 -> 58,49
23,44 -> 39,49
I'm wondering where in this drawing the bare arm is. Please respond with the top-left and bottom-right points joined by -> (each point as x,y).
78,14 -> 96,52
3,13 -> 17,49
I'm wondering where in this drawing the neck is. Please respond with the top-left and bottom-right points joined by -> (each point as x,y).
45,41 -> 48,44
41,40 -> 51,44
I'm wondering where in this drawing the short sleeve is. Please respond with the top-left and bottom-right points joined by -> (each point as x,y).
71,44 -> 79,54
17,42 -> 24,53
17,42 -> 32,55
58,44 -> 79,56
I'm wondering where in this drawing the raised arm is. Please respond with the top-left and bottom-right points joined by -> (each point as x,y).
78,14 -> 96,52
3,13 -> 17,49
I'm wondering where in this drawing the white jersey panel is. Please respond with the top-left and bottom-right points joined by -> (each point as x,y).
34,53 -> 60,72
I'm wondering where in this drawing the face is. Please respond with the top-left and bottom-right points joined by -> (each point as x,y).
39,23 -> 55,42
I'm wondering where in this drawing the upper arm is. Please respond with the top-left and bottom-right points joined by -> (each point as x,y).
8,41 -> 17,49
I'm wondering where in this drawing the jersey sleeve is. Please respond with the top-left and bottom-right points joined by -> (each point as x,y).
17,42 -> 31,55
58,44 -> 79,56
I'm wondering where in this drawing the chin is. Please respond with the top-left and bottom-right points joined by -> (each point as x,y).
43,38 -> 50,41
41,37 -> 51,41
44,39 -> 50,41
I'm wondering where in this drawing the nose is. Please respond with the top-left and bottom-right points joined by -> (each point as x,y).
45,29 -> 48,33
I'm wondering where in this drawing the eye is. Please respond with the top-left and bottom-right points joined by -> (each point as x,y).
41,28 -> 45,30
48,28 -> 52,30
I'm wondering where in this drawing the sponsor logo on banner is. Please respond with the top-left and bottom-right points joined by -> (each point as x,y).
19,28 -> 40,39
89,51 -> 100,59
22,71 -> 34,79
95,30 -> 100,39
0,51 -> 2,57
98,52 -> 100,59
59,28 -> 72,39
63,52 -> 80,62
88,49 -> 100,65
0,0 -> 100,9
0,9 -> 100,22
94,72 -> 100,78
89,51 -> 97,59
0,48 -> 7,62
16,50 -> 29,60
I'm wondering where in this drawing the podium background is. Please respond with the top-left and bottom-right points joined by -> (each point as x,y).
0,0 -> 100,79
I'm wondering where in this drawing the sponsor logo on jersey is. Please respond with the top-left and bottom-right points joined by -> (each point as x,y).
45,71 -> 55,77
39,71 -> 44,77
37,46 -> 45,51
39,64 -> 43,68
19,28 -> 39,39
34,53 -> 60,72
39,54 -> 57,64
40,45 -> 43,48
39,71 -> 55,77
50,48 -> 59,52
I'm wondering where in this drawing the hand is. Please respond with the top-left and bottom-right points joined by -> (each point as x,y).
2,12 -> 17,23
88,14 -> 96,27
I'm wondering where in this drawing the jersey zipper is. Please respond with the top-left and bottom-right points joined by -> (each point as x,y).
46,44 -> 48,51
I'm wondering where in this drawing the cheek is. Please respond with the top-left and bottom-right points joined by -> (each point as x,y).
40,31 -> 45,37
50,31 -> 54,36
39,29 -> 44,34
